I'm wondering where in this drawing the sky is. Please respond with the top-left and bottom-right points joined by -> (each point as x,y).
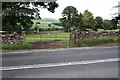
39,0 -> 120,20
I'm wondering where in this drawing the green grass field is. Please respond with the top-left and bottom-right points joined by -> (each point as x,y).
26,32 -> 70,46
32,24 -> 63,29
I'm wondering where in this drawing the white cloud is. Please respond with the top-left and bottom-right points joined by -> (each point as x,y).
39,0 -> 119,19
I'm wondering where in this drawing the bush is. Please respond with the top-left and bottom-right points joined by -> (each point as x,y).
54,28 -> 59,31
46,28 -> 53,31
2,43 -> 31,50
39,28 -> 45,31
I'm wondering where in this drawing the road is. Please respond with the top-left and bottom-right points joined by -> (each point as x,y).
1,46 -> 119,78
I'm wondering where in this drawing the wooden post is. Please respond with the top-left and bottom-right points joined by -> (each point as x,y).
69,32 -> 73,47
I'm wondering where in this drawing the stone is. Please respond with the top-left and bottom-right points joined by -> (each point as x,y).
70,31 -> 119,47
2,31 -> 26,45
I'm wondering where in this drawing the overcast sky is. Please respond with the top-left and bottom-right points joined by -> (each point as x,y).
39,0 -> 119,19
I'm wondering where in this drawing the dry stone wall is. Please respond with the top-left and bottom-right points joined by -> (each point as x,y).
2,31 -> 26,45
70,31 -> 120,47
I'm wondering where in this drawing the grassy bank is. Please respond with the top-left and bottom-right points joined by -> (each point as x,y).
76,37 -> 119,47
2,43 -> 31,50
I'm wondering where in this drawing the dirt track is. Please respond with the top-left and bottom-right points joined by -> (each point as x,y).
29,40 -> 67,49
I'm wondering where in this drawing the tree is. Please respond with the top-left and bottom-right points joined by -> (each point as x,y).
102,20 -> 112,30
115,14 -> 120,24
94,16 -> 103,29
112,14 -> 120,29
74,13 -> 84,31
59,6 -> 78,32
82,10 -> 95,30
2,2 -> 58,34
110,19 -> 118,29
59,17 -> 68,31
111,2 -> 120,28
112,1 -> 120,24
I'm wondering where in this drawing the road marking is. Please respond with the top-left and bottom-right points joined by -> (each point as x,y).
0,58 -> 119,71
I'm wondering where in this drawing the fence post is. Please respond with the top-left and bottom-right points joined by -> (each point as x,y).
69,32 -> 73,47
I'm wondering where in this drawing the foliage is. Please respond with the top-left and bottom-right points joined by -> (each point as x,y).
99,19 -> 118,30
2,43 -> 31,50
113,4 -> 120,24
59,6 -> 120,31
2,2 -> 58,33
82,10 -> 95,29
102,20 -> 112,30
74,13 -> 84,31
110,19 -> 118,29
114,14 -> 120,24
59,6 -> 78,32
94,16 -> 103,30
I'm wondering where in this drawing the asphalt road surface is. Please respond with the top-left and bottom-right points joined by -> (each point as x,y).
1,46 -> 119,78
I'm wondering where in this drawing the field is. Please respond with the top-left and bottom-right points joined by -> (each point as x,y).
32,24 -> 63,29
33,18 -> 60,24
26,32 -> 70,46
32,18 -> 63,30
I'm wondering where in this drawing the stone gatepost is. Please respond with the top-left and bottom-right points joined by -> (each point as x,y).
21,31 -> 26,44
69,31 -> 79,47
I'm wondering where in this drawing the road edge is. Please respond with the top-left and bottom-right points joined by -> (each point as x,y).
1,46 -> 119,54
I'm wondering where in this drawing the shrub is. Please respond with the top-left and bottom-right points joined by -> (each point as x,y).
46,28 -> 52,31
39,28 -> 45,31
54,28 -> 59,31
2,43 -> 31,50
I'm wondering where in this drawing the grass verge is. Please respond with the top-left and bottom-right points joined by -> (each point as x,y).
76,37 -> 119,47
2,43 -> 31,50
